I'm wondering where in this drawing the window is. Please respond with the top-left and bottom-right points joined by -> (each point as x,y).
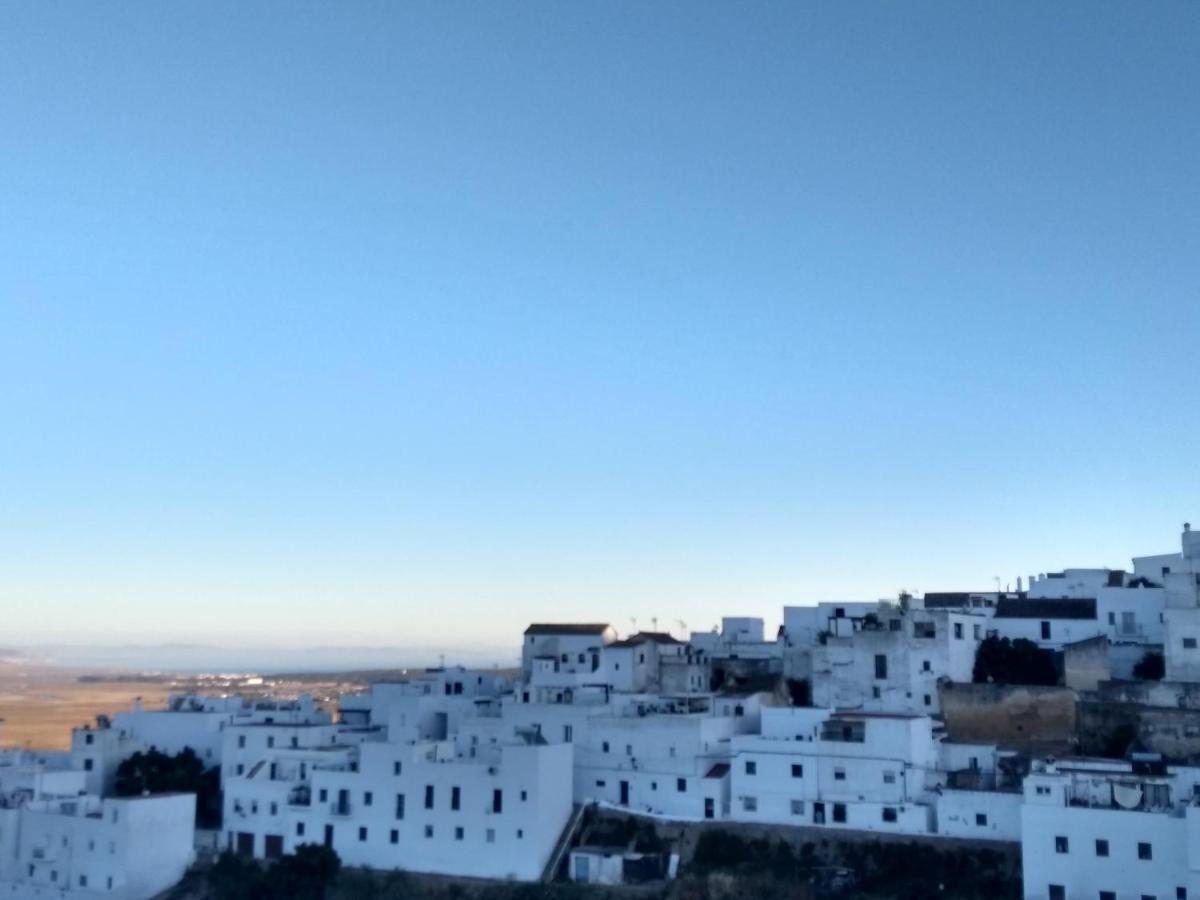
238,735 -> 246,749
872,686 -> 881,699
517,829 -> 524,839
520,790 -> 527,801
954,622 -> 963,639
1048,887 -> 1065,900
1055,836 -> 1068,854
625,744 -> 633,756
791,800 -> 804,815
874,654 -> 888,679
1185,638 -> 1197,650
79,876 -> 87,888
493,789 -> 503,814
296,823 -> 305,837
889,618 -> 901,631
486,829 -> 495,843
742,796 -> 757,812
1100,893 -> 1116,900
677,778 -> 687,793
602,741 -> 610,753
1095,839 -> 1108,857
424,825 -> 433,839
395,794 -> 405,820
791,764 -> 803,778
564,725 -> 573,742
832,803 -> 846,823
455,827 -> 464,841
975,813 -> 987,826
745,761 -> 757,775
84,758 -> 94,771
924,694 -> 932,706
358,827 -> 367,842
85,733 -> 94,745
833,767 -> 846,781
267,736 -> 274,749
922,660 -> 931,672
451,787 -> 460,811
1041,621 -> 1051,640
1138,842 -> 1152,860
390,830 -> 398,844
425,786 -> 434,809
393,761 -> 402,775
973,624 -> 981,639
1178,889 -> 1187,900
236,764 -> 244,776
1036,785 -> 1051,796
883,770 -> 896,784
882,807 -> 897,822
364,791 -> 373,807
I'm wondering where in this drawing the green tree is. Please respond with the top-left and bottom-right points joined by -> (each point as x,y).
113,747 -> 222,828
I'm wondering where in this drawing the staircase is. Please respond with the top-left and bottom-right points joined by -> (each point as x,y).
541,802 -> 587,882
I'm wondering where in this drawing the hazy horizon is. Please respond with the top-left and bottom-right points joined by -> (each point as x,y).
2,2 -> 1197,648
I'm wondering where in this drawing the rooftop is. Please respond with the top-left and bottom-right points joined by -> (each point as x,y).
525,623 -> 611,636
995,597 -> 1096,620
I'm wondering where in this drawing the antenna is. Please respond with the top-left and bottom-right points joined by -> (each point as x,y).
651,616 -> 658,633
630,617 -> 637,635
677,619 -> 687,637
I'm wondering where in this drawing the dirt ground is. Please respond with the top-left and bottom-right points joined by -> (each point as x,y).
0,664 -> 174,750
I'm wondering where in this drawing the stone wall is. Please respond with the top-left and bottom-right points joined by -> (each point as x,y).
938,682 -> 1077,752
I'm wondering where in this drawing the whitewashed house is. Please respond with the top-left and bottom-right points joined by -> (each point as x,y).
1020,756 -> 1200,900
0,759 -> 194,899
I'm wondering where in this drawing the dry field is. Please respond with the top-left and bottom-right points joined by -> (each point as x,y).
0,664 -> 173,750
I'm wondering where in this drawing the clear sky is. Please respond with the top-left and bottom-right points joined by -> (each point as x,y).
1,3 -> 1197,656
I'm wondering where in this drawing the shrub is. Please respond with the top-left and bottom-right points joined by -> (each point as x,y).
972,636 -> 1057,686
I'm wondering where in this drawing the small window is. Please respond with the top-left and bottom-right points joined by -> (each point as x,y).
395,794 -> 405,820
954,622 -> 963,639
486,828 -> 495,843
1048,887 -> 1065,900
922,659 -> 931,672
874,654 -> 888,679
238,735 -> 246,749
424,825 -> 433,838
455,826 -> 464,841
393,761 -> 402,775
742,796 -> 757,812
833,767 -> 845,781
363,791 -> 372,807
1041,621 -> 1051,640
1095,839 -> 1109,857
1185,638 -> 1197,650
451,787 -> 460,811
267,736 -> 274,749
745,760 -> 757,775
1100,893 -> 1116,900
677,778 -> 687,793
791,764 -> 803,778
883,770 -> 896,784
236,764 -> 244,776
882,807 -> 897,822
832,803 -> 846,823
1055,835 -> 1068,854
973,624 -> 981,639
923,694 -> 932,706
975,813 -> 987,826
517,829 -> 524,839
1138,841 -> 1152,860
790,799 -> 804,815
602,741 -> 610,753
390,829 -> 398,844
425,785 -> 434,809
296,823 -> 305,836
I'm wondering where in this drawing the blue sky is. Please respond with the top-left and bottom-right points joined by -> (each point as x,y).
0,3 -> 1197,654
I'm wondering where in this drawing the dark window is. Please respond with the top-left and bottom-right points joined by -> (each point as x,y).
424,785 -> 434,809
1138,842 -> 1152,860
1048,887 -> 1065,900
832,803 -> 846,823
393,761 -> 402,775
1055,835 -> 1068,854
791,764 -> 803,778
1100,893 -> 1116,900
1095,839 -> 1109,857
363,792 -> 372,806
358,827 -> 367,842
677,778 -> 687,793
975,813 -> 987,826
874,654 -> 887,680
954,623 -> 963,639
745,761 -> 756,775
492,789 -> 503,814
296,823 -> 305,836
395,794 -> 405,819
390,829 -> 398,844
882,807 -> 897,822
424,825 -> 433,838
455,826 -> 464,840
318,789 -> 327,803
1185,638 -> 1197,650
451,787 -> 460,811
1041,621 -> 1051,640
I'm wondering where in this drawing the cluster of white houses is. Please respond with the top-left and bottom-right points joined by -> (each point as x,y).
3,524 -> 1200,897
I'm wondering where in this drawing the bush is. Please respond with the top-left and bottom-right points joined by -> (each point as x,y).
972,636 -> 1058,686
1133,651 -> 1165,680
114,747 -> 222,828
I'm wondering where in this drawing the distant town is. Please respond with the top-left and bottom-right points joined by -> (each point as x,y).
3,523 -> 1199,898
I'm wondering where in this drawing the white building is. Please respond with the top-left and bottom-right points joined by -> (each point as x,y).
224,732 -> 574,882
810,604 -> 984,714
0,759 -> 195,899
1021,756 -> 1200,900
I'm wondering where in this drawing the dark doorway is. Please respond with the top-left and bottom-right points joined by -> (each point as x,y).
619,780 -> 629,805
704,797 -> 714,819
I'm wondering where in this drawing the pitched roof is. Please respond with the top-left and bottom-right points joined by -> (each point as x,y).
608,631 -> 684,648
994,597 -> 1096,620
523,623 -> 612,636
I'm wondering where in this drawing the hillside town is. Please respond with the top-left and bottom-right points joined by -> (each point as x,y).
5,524 -> 1200,899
